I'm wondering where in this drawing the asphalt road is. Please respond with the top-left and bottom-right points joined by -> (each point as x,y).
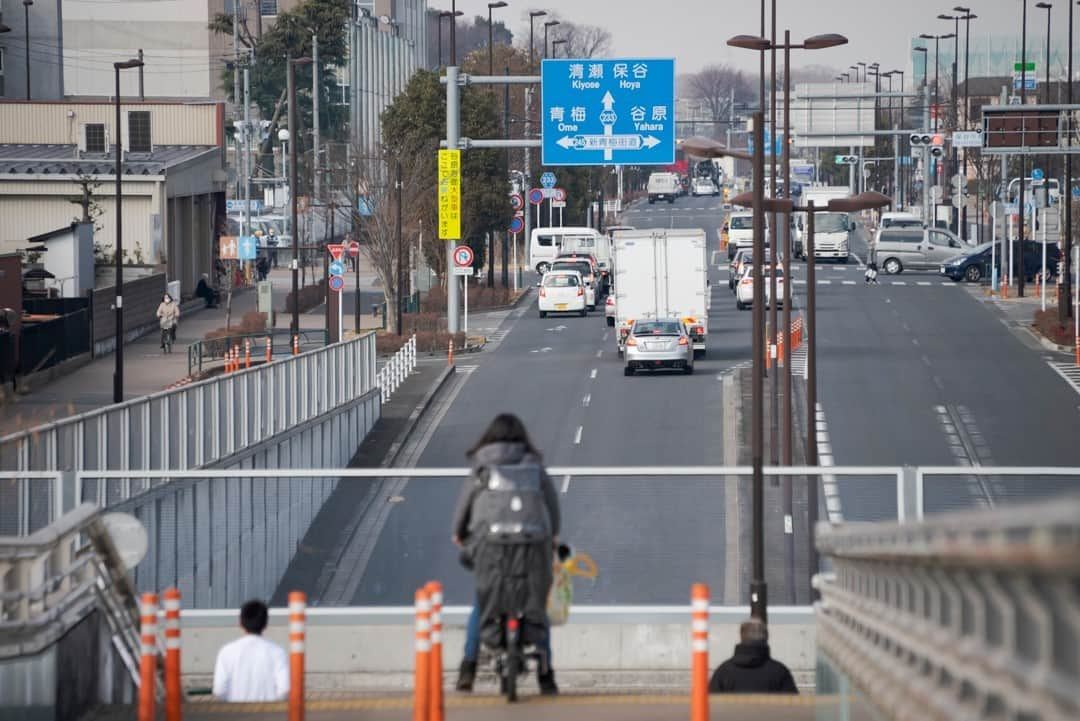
351,194 -> 746,606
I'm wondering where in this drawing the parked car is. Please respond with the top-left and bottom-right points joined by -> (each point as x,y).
940,241 -> 1061,283
604,294 -> 616,326
538,270 -> 587,317
692,177 -> 718,197
623,319 -> 694,376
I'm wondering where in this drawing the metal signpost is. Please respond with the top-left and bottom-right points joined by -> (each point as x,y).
328,243 -> 345,342
541,58 -> 676,166
452,245 -> 474,336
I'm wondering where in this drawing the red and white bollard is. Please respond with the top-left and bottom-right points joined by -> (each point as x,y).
244,339 -> 252,369
293,335 -> 300,356
690,583 -> 710,721
413,588 -> 432,721
288,591 -> 306,721
163,588 -> 182,721
138,593 -> 159,721
425,581 -> 444,721
266,336 -> 273,364
447,339 -> 454,367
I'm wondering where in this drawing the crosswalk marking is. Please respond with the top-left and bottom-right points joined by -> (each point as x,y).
1049,361 -> 1080,397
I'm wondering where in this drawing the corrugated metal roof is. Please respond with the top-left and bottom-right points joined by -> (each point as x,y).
0,144 -> 218,176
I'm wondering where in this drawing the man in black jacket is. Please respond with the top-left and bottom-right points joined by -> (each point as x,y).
709,619 -> 798,694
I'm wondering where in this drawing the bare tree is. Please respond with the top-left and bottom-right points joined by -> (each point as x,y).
525,14 -> 612,59
683,64 -> 754,125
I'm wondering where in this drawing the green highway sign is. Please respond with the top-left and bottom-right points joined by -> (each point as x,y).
1013,61 -> 1036,72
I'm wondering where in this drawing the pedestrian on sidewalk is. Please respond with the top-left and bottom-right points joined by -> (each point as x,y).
212,600 -> 289,702
709,618 -> 798,694
156,293 -> 180,352
197,273 -> 219,308
864,238 -> 880,285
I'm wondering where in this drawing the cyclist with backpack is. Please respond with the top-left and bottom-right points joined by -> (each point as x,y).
451,413 -> 561,696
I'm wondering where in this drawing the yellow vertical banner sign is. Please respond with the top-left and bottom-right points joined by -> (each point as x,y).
438,149 -> 461,240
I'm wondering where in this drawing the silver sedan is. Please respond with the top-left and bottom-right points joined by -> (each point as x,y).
623,319 -> 694,376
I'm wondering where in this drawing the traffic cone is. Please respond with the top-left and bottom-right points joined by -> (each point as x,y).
447,339 -> 454,367
293,335 -> 300,356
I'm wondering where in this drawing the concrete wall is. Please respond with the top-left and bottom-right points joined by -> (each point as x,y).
177,606 -> 817,691
0,102 -> 222,146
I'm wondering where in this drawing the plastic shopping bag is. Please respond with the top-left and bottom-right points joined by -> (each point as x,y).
547,548 -> 598,626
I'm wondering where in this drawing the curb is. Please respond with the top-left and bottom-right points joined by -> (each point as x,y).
382,363 -> 457,468
1024,326 -> 1073,353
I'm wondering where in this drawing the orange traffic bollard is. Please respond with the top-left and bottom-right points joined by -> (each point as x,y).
293,335 -> 300,356
266,336 -> 272,364
245,339 -> 252,369
447,339 -> 454,367
1001,277 -> 1009,299
425,582 -> 444,721
163,588 -> 182,721
288,592 -> 306,721
413,588 -> 432,721
1075,337 -> 1080,366
138,593 -> 159,721
690,583 -> 710,721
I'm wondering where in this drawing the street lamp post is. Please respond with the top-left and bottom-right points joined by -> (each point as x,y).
287,56 -> 313,339
487,2 -> 507,78
437,10 -> 462,69
954,8 -> 977,241
914,47 -> 928,213
552,38 -> 567,58
112,57 -> 145,404
528,10 -> 547,71
22,0 -> 32,100
1061,0 -> 1074,324
543,20 -> 560,59
1018,0 -> 1030,298
1036,3 -> 1052,104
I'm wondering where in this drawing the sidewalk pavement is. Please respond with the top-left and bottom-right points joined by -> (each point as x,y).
92,693 -> 867,721
0,271 -> 384,439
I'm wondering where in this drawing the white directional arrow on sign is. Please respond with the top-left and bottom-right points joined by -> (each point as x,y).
556,135 -> 662,151
600,91 -> 617,161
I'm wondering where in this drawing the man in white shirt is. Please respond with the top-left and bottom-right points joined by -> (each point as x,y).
212,600 -> 290,702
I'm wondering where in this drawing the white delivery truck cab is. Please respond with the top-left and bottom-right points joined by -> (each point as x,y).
800,186 -> 856,263
647,172 -> 680,204
612,229 -> 709,355
529,226 -> 602,274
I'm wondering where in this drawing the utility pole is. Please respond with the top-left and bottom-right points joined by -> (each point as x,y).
503,65 -> 511,289
313,34 -> 321,203
524,86 -> 533,273
446,64 -> 461,334
137,49 -> 144,101
244,65 -> 252,255
232,0 -> 240,113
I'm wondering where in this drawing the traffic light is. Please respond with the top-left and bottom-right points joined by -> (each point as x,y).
930,134 -> 945,158
909,133 -> 932,147
834,155 -> 858,165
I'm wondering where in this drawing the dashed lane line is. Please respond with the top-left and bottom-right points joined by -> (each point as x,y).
574,425 -> 583,445
590,368 -> 598,379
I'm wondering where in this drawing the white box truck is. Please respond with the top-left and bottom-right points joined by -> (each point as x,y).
800,186 -> 856,263
613,229 -> 709,356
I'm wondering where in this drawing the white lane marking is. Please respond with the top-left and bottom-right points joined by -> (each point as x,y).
917,281 -> 932,286
932,375 -> 945,390
1049,361 -> 1080,397
596,349 -> 603,358
912,338 -> 920,347
891,281 -> 908,286
574,425 -> 583,445
841,280 -> 856,286
561,475 -> 572,493
921,354 -> 933,366
815,403 -> 843,523
582,393 -> 591,407
590,369 -> 598,379
901,322 -> 911,332
793,279 -> 807,285
602,331 -> 610,342
818,280 -> 832,286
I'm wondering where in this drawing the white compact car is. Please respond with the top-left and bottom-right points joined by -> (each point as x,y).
735,265 -> 785,310
604,294 -> 616,326
538,270 -> 587,317
692,177 -> 718,197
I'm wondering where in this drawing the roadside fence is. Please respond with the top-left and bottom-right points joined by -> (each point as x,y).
376,334 -> 417,403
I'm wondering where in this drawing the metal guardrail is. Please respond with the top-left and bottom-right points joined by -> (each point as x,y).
376,335 -> 416,402
186,328 -> 329,376
0,331 -> 377,479
814,495 -> 1080,721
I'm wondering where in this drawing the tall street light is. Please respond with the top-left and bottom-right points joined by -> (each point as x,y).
857,61 -> 867,83
287,55 -> 313,339
528,10 -> 547,70
487,1 -> 507,77
112,56 -> 145,404
1060,0 -> 1074,324
543,19 -> 560,59
1018,0 -> 1030,298
729,29 -> 848,604
953,7 -> 977,241
850,64 -> 860,83
437,10 -> 462,68
22,0 -> 32,100
919,33 -> 954,133
939,13 -> 963,232
1036,3 -> 1053,104
552,38 -> 567,57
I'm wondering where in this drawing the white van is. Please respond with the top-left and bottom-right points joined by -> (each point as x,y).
725,210 -> 769,259
647,172 -> 680,204
529,226 -> 602,274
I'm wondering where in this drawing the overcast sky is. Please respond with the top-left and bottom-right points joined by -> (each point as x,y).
438,0 -> 1061,85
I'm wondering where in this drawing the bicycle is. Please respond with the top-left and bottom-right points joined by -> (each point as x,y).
160,325 -> 176,354
481,614 -> 548,703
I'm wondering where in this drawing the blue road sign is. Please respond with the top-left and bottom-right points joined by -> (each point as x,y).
328,275 -> 345,292
749,131 -> 785,156
1032,168 -> 1044,180
329,260 -> 345,276
528,188 -> 545,205
541,172 -> 557,188
541,58 -> 675,166
1012,76 -> 1037,91
508,216 -> 525,234
238,235 -> 258,261
1072,186 -> 1080,198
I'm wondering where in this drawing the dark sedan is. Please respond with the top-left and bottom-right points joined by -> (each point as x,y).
941,241 -> 1061,283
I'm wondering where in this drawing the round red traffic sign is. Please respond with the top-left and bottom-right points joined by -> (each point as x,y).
553,188 -> 566,202
452,245 -> 474,267
510,193 -> 524,211
328,275 -> 345,292
528,188 -> 545,205
347,241 -> 360,258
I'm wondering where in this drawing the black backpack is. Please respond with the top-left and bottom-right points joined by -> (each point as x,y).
472,464 -> 552,544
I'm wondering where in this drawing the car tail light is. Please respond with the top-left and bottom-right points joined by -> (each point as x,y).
692,325 -> 704,336
577,287 -> 584,296
625,336 -> 637,346
678,336 -> 689,346
741,277 -> 752,285
539,288 -> 546,298
606,296 -> 615,306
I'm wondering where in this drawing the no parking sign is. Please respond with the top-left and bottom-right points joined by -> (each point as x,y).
528,188 -> 545,205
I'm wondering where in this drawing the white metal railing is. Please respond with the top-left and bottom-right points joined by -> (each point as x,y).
375,334 -> 416,403
0,331 -> 378,475
814,496 -> 1080,721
